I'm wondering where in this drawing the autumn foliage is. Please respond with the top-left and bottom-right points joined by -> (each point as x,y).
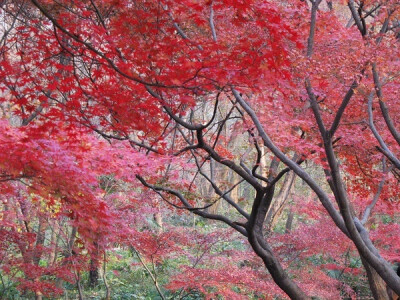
1,0 -> 400,299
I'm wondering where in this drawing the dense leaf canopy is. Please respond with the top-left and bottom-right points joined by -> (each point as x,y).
1,0 -> 400,299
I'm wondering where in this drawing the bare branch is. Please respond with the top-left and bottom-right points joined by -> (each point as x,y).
136,175 -> 248,236
89,0 -> 107,30
348,0 -> 366,36
305,79 -> 327,135
146,86 -> 218,131
209,4 -> 217,42
329,80 -> 359,135
196,128 -> 264,191
21,102 -> 45,126
372,63 -> 400,146
367,92 -> 400,169
269,155 -> 302,188
307,0 -> 322,57
353,218 -> 382,258
193,153 -> 250,219
232,88 -> 347,234
163,5 -> 204,51
131,247 -> 166,300
346,4 -> 381,28
361,159 -> 390,225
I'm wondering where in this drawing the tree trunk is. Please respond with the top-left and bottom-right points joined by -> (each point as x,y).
89,241 -> 100,288
362,257 -> 391,300
229,170 -> 240,203
154,201 -> 163,234
103,253 -> 111,300
76,271 -> 84,300
33,215 -> 47,300
265,171 -> 296,231
34,277 -> 43,300
89,265 -> 99,288
260,145 -> 269,180
285,208 -> 294,233
56,226 -> 77,290
48,219 -> 60,266
208,159 -> 223,215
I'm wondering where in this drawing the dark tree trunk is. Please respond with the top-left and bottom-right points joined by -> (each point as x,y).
89,266 -> 99,288
89,243 -> 100,288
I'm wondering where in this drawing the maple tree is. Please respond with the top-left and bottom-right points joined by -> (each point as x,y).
1,0 -> 400,299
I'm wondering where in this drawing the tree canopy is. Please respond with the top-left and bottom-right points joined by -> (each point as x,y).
1,0 -> 400,299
